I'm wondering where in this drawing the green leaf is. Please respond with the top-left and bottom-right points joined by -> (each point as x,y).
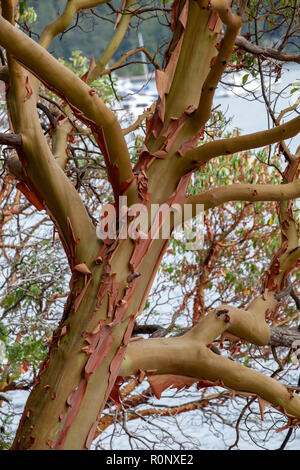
29,285 -> 40,297
19,1 -> 27,15
242,74 -> 249,85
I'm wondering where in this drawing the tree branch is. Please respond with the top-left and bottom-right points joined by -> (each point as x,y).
87,0 -> 136,84
122,103 -> 156,135
1,4 -> 98,266
98,47 -> 160,77
51,118 -> 73,169
235,35 -> 300,64
184,179 -> 300,212
36,102 -> 57,129
192,0 -> 242,129
181,115 -> 300,166
133,322 -> 300,348
0,132 -> 22,148
120,303 -> 300,419
269,326 -> 300,348
39,0 -> 110,50
0,64 -> 9,82
0,14 -> 134,193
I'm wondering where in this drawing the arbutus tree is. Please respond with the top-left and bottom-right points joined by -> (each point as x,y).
0,0 -> 300,450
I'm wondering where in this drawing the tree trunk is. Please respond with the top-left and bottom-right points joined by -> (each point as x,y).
12,232 -> 170,449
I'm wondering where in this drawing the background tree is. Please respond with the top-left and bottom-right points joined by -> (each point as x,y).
0,0 -> 300,450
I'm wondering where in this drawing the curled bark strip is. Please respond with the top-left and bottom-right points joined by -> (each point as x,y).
258,396 -> 271,421
146,0 -> 188,141
66,216 -> 80,266
166,171 -> 192,206
157,2 -> 187,100
156,69 -> 169,101
134,149 -> 168,174
148,375 -> 198,399
24,76 -> 32,101
95,243 -> 107,264
129,171 -> 191,273
119,175 -> 135,196
178,0 -> 189,28
162,105 -> 196,152
109,278 -> 139,327
85,420 -> 99,449
134,152 -> 156,173
127,272 -> 141,283
96,274 -> 112,307
73,273 -> 92,312
283,157 -> 300,183
108,376 -> 125,409
123,314 -> 136,346
108,278 -> 120,318
84,327 -> 114,377
129,238 -> 152,273
170,0 -> 180,31
206,11 -> 219,31
114,0 -> 126,29
73,263 -> 92,275
16,181 -> 44,211
147,374 -> 225,399
53,379 -> 88,450
135,169 -> 150,203
85,345 -> 128,449
177,126 -> 205,157
46,439 -> 54,449
80,57 -> 96,83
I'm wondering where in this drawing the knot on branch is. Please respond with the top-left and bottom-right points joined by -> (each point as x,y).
216,308 -> 230,322
7,153 -> 25,180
